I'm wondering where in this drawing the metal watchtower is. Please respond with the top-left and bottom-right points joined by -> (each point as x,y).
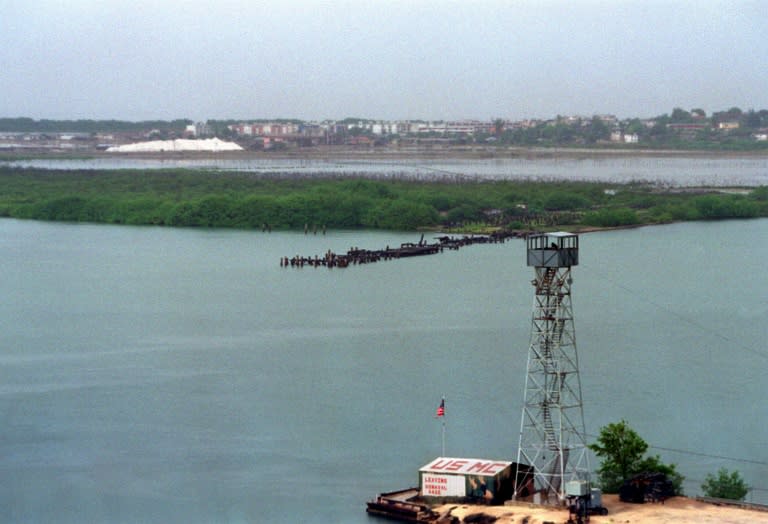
515,232 -> 590,504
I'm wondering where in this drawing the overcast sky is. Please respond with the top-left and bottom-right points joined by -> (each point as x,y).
1,0 -> 766,122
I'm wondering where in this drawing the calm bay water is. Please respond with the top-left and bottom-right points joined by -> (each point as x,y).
4,155 -> 768,186
1,217 -> 767,522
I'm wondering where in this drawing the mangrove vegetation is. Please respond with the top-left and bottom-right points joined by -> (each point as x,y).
1,166 -> 767,232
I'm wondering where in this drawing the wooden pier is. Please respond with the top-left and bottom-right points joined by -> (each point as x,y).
280,231 -> 530,269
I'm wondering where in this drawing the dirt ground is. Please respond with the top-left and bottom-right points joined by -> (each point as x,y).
436,494 -> 768,523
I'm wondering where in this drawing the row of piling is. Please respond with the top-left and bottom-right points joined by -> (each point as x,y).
280,230 -> 531,269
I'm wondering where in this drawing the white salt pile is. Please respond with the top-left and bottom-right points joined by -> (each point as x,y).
107,138 -> 243,153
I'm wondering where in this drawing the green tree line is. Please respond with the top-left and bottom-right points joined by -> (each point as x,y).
488,109 -> 768,150
1,167 -> 767,231
0,118 -> 193,134
591,420 -> 752,502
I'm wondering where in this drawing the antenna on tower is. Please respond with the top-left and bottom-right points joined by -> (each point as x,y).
514,232 -> 590,505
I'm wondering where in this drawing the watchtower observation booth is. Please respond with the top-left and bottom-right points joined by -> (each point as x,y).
527,232 -> 578,268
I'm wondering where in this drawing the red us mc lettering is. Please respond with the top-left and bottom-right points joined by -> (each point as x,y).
428,459 -> 468,471
467,461 -> 508,474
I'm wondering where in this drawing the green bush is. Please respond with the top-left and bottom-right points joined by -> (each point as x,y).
543,191 -> 589,211
582,207 -> 639,227
166,202 -> 199,227
363,199 -> 439,230
701,468 -> 749,500
231,196 -> 281,228
33,196 -> 89,221
589,420 -> 684,495
693,195 -> 759,219
751,186 -> 768,201
446,203 -> 483,223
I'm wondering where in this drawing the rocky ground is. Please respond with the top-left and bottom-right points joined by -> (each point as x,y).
435,494 -> 768,523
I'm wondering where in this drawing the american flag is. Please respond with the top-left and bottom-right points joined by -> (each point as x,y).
436,398 -> 445,417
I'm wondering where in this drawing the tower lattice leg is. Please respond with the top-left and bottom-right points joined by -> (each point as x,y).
516,266 -> 589,503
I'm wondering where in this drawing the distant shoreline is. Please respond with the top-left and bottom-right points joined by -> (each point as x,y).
4,145 -> 768,162
99,146 -> 768,160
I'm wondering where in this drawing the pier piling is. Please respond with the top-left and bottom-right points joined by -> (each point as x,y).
281,231 -> 531,269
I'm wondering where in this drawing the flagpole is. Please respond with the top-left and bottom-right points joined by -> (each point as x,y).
435,396 -> 446,456
441,417 -> 446,457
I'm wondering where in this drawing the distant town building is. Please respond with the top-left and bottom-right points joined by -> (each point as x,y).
228,122 -> 299,136
595,114 -> 618,125
195,122 -> 211,137
667,123 -> 710,141
610,131 -> 640,144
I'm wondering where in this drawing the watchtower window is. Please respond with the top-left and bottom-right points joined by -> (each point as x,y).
527,232 -> 579,268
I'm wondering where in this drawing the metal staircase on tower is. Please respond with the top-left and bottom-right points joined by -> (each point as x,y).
514,232 -> 590,505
